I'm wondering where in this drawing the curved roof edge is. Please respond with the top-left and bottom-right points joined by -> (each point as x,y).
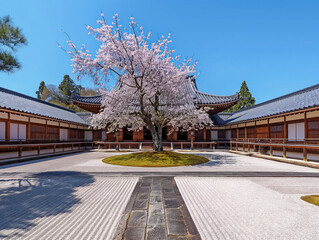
72,76 -> 240,106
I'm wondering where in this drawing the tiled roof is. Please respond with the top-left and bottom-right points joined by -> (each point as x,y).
72,77 -> 240,106
0,87 -> 87,125
210,113 -> 232,125
187,77 -> 240,105
215,84 -> 319,125
76,112 -> 93,125
72,95 -> 102,104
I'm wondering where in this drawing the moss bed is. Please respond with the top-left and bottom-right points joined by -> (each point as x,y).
102,151 -> 209,167
301,195 -> 319,206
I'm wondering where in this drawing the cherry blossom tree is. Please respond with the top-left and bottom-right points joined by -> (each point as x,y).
65,14 -> 212,151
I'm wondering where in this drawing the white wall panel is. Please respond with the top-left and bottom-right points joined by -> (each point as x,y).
288,122 -> 305,141
296,122 -> 304,140
211,131 -> 218,140
10,123 -> 19,140
0,122 -> 5,141
85,131 -> 93,141
18,124 -> 26,140
60,128 -> 68,141
226,130 -> 231,140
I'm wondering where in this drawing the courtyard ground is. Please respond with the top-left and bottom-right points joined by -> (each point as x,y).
0,151 -> 318,239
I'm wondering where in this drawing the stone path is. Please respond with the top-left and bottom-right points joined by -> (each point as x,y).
114,177 -> 200,240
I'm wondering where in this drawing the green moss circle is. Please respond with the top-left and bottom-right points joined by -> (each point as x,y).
102,151 -> 209,167
301,195 -> 319,206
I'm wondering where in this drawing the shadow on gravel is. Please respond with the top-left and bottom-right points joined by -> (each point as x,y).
0,152 -> 87,169
0,171 -> 94,239
191,153 -> 238,167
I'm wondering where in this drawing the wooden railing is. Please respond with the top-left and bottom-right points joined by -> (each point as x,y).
95,141 -> 216,150
230,138 -> 319,161
0,142 -> 94,161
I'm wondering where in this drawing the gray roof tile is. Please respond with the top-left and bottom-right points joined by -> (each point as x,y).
215,84 -> 319,125
0,87 -> 87,125
72,77 -> 240,105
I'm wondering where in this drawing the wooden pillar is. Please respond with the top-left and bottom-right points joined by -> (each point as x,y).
303,147 -> 307,161
267,119 -> 270,139
284,116 -> 288,139
203,127 -> 206,141
248,144 -> 250,153
236,125 -> 239,139
304,112 -> 308,140
45,120 -> 48,141
58,124 -> 61,142
26,116 -> 31,142
18,146 -> 22,158
244,127 -> 247,140
236,143 -> 238,151
283,147 -> 286,158
270,146 -> 273,156
6,121 -> 10,141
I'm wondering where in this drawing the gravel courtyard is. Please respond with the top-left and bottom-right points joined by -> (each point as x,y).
0,151 -> 318,239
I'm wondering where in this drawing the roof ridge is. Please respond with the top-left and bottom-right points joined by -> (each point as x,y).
0,87 -> 76,113
73,94 -> 101,99
195,89 -> 239,99
231,83 -> 319,114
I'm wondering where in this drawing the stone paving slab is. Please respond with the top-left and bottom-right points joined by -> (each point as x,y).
116,177 -> 201,240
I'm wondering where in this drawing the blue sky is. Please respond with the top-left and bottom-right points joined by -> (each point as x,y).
0,0 -> 318,103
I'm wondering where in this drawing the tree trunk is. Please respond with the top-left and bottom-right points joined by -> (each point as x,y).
148,124 -> 163,152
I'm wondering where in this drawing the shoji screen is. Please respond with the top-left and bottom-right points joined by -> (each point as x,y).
0,122 -> 5,141
288,122 -> 304,141
225,130 -> 231,140
211,131 -> 218,140
10,123 -> 19,140
59,128 -> 68,141
85,131 -> 93,141
18,124 -> 26,140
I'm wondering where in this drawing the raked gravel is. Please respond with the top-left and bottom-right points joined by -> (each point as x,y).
175,177 -> 319,240
0,176 -> 138,240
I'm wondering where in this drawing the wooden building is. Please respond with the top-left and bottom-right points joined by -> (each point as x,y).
72,77 -> 240,142
0,87 -> 90,143
210,84 -> 319,161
